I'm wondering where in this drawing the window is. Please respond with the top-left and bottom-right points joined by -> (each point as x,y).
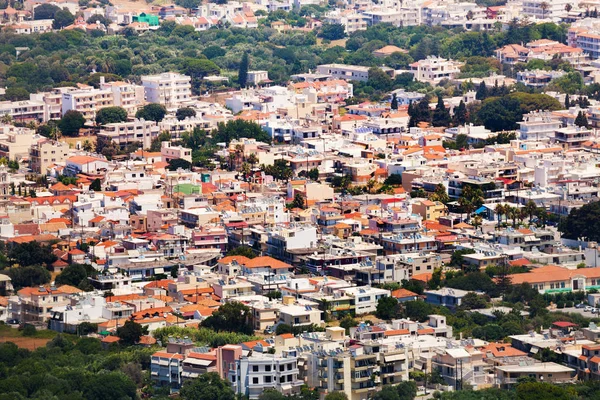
253,377 -> 259,384
264,376 -> 271,383
265,365 -> 271,372
252,366 -> 259,372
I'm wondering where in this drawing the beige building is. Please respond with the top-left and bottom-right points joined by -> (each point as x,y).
0,125 -> 37,161
496,362 -> 576,388
409,57 -> 462,84
411,200 -> 447,221
98,119 -> 161,149
29,139 -> 70,173
161,141 -> 192,164
99,78 -> 145,116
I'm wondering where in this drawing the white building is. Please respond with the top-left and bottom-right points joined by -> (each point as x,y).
518,111 -> 561,141
316,64 -> 371,82
337,286 -> 390,315
409,57 -> 462,84
230,353 -> 304,399
61,86 -> 113,122
141,72 -> 192,107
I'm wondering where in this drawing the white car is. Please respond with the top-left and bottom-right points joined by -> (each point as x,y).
584,306 -> 593,312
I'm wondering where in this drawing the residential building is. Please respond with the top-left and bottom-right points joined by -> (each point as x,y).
29,139 -> 70,174
409,57 -> 462,84
141,72 -> 192,107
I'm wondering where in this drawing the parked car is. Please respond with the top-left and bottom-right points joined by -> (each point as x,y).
584,306 -> 593,312
7,319 -> 19,325
576,303 -> 586,309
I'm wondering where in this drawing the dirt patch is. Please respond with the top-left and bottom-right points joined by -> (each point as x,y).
317,38 -> 348,48
110,0 -> 154,13
0,336 -> 51,350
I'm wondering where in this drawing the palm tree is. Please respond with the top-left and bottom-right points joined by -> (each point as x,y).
82,140 -> 93,152
366,179 -> 376,194
240,162 -> 250,181
540,2 -> 549,19
247,153 -> 258,166
0,114 -> 13,125
524,200 -> 537,224
495,203 -> 505,228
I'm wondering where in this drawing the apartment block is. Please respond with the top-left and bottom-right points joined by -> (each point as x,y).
29,139 -> 70,173
409,57 -> 462,84
62,86 -> 114,122
98,119 -> 161,149
141,72 -> 192,107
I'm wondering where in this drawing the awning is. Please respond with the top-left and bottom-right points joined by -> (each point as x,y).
474,206 -> 487,214
184,358 -> 213,366
530,346 -> 539,354
154,267 -> 165,274
524,236 -> 538,242
384,353 -> 405,362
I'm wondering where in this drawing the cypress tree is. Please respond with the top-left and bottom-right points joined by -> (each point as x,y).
476,81 -> 488,100
432,95 -> 451,127
453,100 -> 468,126
565,93 -> 570,109
391,93 -> 398,110
238,52 -> 249,88
575,111 -> 589,128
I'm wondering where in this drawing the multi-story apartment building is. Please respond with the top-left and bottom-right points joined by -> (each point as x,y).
447,176 -> 504,203
29,139 -> 70,173
522,0 -> 570,19
325,10 -> 367,33
29,89 -> 64,121
62,86 -> 114,122
518,111 -> 561,141
229,353 -> 304,399
141,72 -> 192,107
190,225 -> 228,253
568,26 -> 600,59
0,125 -> 36,161
0,100 -> 45,122
98,119 -> 161,149
99,78 -> 145,116
9,285 -> 76,323
316,64 -> 371,82
409,57 -> 462,84
554,126 -> 591,149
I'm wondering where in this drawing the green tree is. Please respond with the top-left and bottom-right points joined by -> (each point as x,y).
404,301 -> 435,322
432,95 -> 451,127
575,111 -> 589,128
175,0 -> 200,12
116,320 -> 144,346
52,8 -> 75,29
201,301 -> 254,335
238,52 -> 249,87
7,265 -> 51,290
453,100 -> 468,126
55,263 -> 97,289
559,200 -> 600,241
318,23 -> 346,40
324,392 -> 348,400
168,158 -> 192,171
180,373 -> 235,400
460,292 -> 488,310
95,106 -> 128,125
34,3 -> 60,19
176,107 -> 197,121
135,103 -> 167,122
291,192 -> 306,209
376,296 -> 399,320
183,58 -> 220,92
476,81 -> 488,100
339,314 -> 358,334
83,372 -> 137,400
59,110 -> 85,137
391,94 -> 398,110
516,382 -> 573,400
225,246 -> 256,258
397,381 -> 417,400
258,389 -> 286,400
9,241 -> 57,267
372,386 -> 400,400
89,178 -> 102,191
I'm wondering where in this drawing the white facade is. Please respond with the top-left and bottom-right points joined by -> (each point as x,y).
141,72 -> 192,107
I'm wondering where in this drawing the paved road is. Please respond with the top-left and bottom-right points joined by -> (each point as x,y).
554,306 -> 600,318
